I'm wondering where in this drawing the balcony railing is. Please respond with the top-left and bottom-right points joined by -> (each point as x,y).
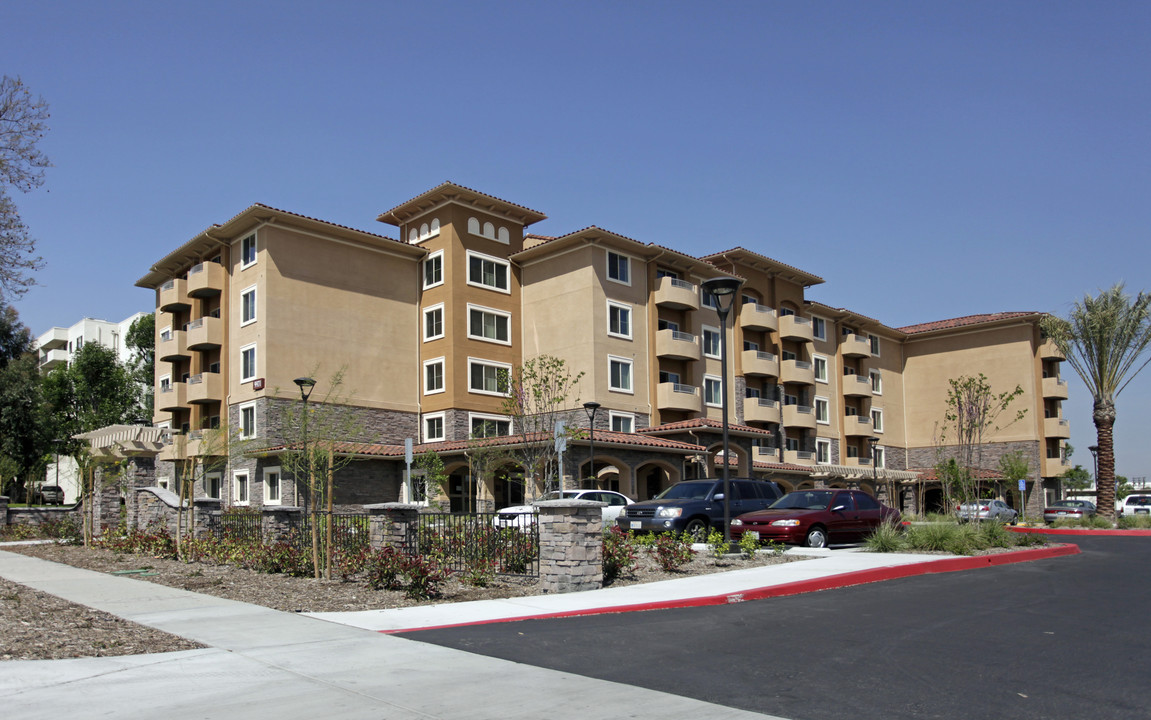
841,333 -> 871,357
656,328 -> 700,361
657,382 -> 701,412
654,276 -> 700,310
741,349 -> 779,378
779,314 -> 813,343
739,303 -> 778,332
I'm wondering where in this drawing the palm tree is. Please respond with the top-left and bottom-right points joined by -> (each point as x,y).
1041,284 -> 1151,518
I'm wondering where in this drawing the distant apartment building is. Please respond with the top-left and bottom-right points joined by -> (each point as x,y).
136,183 -> 1071,514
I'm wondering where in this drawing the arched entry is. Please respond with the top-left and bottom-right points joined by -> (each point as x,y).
444,462 -> 475,513
634,461 -> 681,501
924,487 -> 946,514
579,454 -> 632,496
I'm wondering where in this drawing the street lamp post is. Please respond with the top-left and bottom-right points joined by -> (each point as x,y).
583,401 -> 601,489
294,377 -> 316,503
702,276 -> 745,542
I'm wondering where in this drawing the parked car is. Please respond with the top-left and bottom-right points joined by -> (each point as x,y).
956,499 -> 1018,523
1043,499 -> 1096,524
32,485 -> 65,506
729,489 -> 901,548
1117,494 -> 1151,517
493,489 -> 632,529
616,478 -> 783,537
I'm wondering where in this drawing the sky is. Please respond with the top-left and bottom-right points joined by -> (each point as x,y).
4,0 -> 1149,480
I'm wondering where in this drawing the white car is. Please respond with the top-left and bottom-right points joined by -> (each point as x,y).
956,499 -> 1018,523
1117,494 -> 1151,517
493,490 -> 633,529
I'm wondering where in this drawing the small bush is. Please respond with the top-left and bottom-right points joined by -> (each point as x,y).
706,528 -> 731,560
364,546 -> 407,591
651,532 -> 696,571
979,521 -> 1014,548
904,522 -> 955,552
1118,515 -> 1151,529
737,530 -> 761,560
1013,531 -> 1047,547
0,524 -> 36,541
403,554 -> 450,600
602,527 -> 638,583
461,557 -> 498,587
865,520 -> 907,553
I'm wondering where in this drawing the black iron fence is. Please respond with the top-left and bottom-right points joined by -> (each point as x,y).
406,512 -> 539,578
291,512 -> 371,555
209,510 -> 261,543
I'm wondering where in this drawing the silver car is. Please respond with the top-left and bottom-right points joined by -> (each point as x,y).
957,499 -> 1018,523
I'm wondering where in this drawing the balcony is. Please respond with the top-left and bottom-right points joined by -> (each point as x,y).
38,347 -> 69,370
187,261 -> 225,298
1040,339 -> 1065,361
653,276 -> 699,310
779,314 -> 814,343
1043,376 -> 1069,400
185,428 -> 227,457
1043,450 -> 1071,477
841,333 -> 871,358
843,373 -> 873,397
1045,417 -> 1071,439
38,327 -> 68,351
157,382 -> 187,412
784,449 -> 816,466
186,316 -> 223,351
741,349 -> 779,378
656,328 -> 700,361
844,415 -> 874,438
158,277 -> 190,312
186,372 -> 223,404
657,382 -> 701,413
782,403 -> 817,430
780,358 -> 815,386
158,330 -> 189,362
739,303 -> 778,332
844,456 -> 880,469
744,398 -> 781,425
754,445 -> 782,462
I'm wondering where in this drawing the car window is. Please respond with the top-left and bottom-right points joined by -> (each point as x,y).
773,491 -> 834,510
655,482 -> 713,500
721,484 -> 741,501
854,492 -> 879,510
833,492 -> 855,511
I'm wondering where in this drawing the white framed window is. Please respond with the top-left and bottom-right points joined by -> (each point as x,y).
467,304 -> 511,344
241,285 -> 257,326
816,438 -> 831,465
240,344 -> 257,383
874,446 -> 886,468
871,408 -> 884,433
205,472 -> 221,500
423,412 -> 445,442
468,358 -> 511,396
815,397 -> 830,424
704,375 -> 722,406
609,356 -> 633,393
159,374 -> 171,392
423,251 -> 443,288
869,334 -> 881,357
263,466 -> 282,505
470,413 -> 511,438
159,326 -> 172,342
812,316 -> 827,341
233,470 -> 250,505
608,301 -> 632,339
423,304 -> 444,341
813,355 -> 828,383
240,234 -> 257,269
424,357 -> 445,395
239,402 -> 257,439
606,250 -> 631,285
870,369 -> 883,395
610,411 -> 635,433
467,250 -> 510,293
702,326 -> 721,358
157,475 -> 170,491
702,288 -> 718,310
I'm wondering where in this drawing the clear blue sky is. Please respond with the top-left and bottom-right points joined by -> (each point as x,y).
4,1 -> 1149,481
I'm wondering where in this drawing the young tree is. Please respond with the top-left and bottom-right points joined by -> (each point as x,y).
413,450 -> 449,505
0,303 -> 49,499
1041,284 -> 1151,518
1060,465 -> 1092,496
998,450 -> 1032,520
126,313 -> 155,418
500,355 -> 584,498
0,76 -> 50,300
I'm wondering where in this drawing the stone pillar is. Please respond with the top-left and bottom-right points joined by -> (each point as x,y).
193,499 -> 222,538
91,465 -> 123,537
536,499 -> 605,594
365,503 -> 420,550
0,496 -> 8,527
262,506 -> 303,544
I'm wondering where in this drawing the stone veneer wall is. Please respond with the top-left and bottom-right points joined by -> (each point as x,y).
535,499 -> 604,594
438,407 -> 652,443
231,397 -> 418,447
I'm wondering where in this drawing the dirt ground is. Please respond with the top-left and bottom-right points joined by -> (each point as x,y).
1,541 -> 799,661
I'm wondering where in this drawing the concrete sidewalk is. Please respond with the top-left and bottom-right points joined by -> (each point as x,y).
0,544 -> 1076,720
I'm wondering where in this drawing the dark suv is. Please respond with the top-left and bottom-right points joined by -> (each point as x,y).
616,478 -> 783,537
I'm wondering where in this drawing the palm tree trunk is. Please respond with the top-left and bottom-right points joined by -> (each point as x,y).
1094,400 -> 1117,518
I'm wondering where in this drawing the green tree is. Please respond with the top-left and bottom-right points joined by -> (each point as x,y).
998,450 -> 1032,520
500,355 -> 584,497
0,76 -> 50,300
413,450 -> 449,504
1059,465 -> 1092,495
0,302 -> 49,499
1042,284 -> 1151,517
126,313 -> 155,417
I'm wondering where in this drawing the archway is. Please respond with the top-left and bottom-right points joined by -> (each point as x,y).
633,461 -> 681,501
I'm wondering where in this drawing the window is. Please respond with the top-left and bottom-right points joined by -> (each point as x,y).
469,358 -> 511,396
874,446 -> 886,468
656,268 -> 679,280
781,349 -> 797,361
659,370 -> 680,384
704,375 -> 722,406
424,358 -> 444,395
159,374 -> 171,391
240,344 -> 257,383
241,286 -> 256,325
467,251 -> 510,292
657,318 -> 679,332
869,334 -> 881,357
423,304 -> 444,341
423,251 -> 443,288
609,356 -> 633,393
703,326 -> 721,358
608,302 -> 632,339
744,339 -> 759,351
816,438 -> 831,465
702,289 -> 718,309
240,234 -> 257,268
470,414 -> 511,437
815,397 -> 829,424
871,408 -> 884,433
205,472 -> 221,500
423,413 -> 445,442
870,369 -> 883,395
233,471 -> 249,504
813,356 -> 828,383
160,326 -> 172,342
239,402 -> 257,439
607,251 -> 630,285
264,467 -> 282,505
468,305 -> 510,344
812,316 -> 827,341
610,412 -> 635,433
780,307 -> 796,317
157,476 -> 170,491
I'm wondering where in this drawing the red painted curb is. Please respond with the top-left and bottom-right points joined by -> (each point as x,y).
383,543 -> 1080,635
1009,526 -> 1151,536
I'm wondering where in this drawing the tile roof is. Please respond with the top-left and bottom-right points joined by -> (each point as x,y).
700,247 -> 825,286
897,312 -> 1041,335
377,181 -> 547,226
638,418 -> 776,437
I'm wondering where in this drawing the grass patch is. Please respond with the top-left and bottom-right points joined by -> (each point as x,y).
1118,514 -> 1151,529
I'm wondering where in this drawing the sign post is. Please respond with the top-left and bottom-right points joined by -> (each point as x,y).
554,420 -> 567,492
404,438 -> 414,503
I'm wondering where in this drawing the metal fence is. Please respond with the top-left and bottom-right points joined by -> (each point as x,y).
209,511 -> 262,543
291,512 -> 371,555
406,512 -> 539,578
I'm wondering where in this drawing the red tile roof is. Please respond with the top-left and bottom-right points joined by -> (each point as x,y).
898,312 -> 1041,335
638,418 -> 776,437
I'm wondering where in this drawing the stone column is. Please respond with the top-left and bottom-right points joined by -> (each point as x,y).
0,496 -> 8,527
262,506 -> 303,544
536,499 -> 605,594
365,503 -> 420,550
192,499 -> 222,538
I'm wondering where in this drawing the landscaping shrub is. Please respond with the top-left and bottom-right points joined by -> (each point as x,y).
651,532 -> 695,571
706,528 -> 731,560
1118,515 -> 1151,529
864,520 -> 906,553
0,524 -> 36,541
364,546 -> 406,591
40,516 -> 83,544
496,527 -> 538,575
904,522 -> 957,552
737,529 -> 761,560
402,554 -> 450,600
602,527 -> 637,582
979,520 -> 1014,548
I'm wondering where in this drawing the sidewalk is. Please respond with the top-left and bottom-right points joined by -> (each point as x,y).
0,544 -> 1075,720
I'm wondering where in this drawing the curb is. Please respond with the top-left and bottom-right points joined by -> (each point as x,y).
1009,526 -> 1151,537
386,543 -> 1080,635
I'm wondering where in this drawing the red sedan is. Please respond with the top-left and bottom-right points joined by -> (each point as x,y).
730,489 -> 901,548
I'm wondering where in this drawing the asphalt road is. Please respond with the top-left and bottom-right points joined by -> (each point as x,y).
403,535 -> 1148,720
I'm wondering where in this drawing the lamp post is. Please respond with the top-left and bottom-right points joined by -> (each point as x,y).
869,436 -> 882,504
1088,444 -> 1101,498
294,377 -> 316,504
583,401 -> 601,489
702,276 -> 745,542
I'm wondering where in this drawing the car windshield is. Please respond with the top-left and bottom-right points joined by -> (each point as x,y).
654,482 -> 714,500
1127,496 -> 1151,506
771,491 -> 834,510
1051,501 -> 1078,508
536,491 -> 583,502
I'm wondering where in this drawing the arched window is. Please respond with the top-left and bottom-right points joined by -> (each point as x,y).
497,227 -> 510,244
430,218 -> 440,235
408,228 -> 418,243
468,217 -> 480,235
483,221 -> 495,238
419,223 -> 429,239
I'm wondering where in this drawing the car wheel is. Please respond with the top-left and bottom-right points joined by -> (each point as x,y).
805,526 -> 829,548
683,518 -> 709,540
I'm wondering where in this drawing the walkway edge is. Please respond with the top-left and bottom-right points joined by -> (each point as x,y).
386,543 -> 1080,634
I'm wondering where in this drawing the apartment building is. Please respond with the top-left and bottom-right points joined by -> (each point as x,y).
137,182 -> 1070,514
34,313 -> 147,371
